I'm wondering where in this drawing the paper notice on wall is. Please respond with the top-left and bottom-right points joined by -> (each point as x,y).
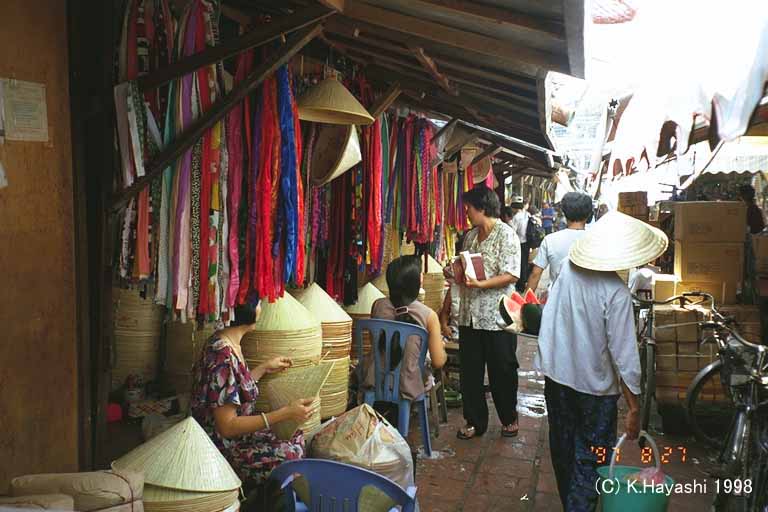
1,78 -> 49,142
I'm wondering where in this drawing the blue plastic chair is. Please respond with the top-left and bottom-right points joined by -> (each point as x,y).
269,459 -> 417,512
354,318 -> 432,457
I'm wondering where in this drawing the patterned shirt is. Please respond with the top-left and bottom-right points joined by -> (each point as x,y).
458,220 -> 521,330
191,336 -> 304,485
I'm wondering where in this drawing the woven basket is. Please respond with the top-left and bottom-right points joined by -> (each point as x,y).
112,288 -> 165,390
164,322 -> 216,395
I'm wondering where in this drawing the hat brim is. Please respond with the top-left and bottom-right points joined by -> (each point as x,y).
569,211 -> 668,272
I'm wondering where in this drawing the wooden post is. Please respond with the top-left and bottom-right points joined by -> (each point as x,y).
111,24 -> 323,210
470,144 -> 501,166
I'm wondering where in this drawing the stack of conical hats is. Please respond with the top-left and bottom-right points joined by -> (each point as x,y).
112,288 -> 165,390
423,255 -> 447,314
242,293 -> 322,412
112,417 -> 240,512
344,283 -> 385,362
164,321 -> 216,397
291,283 -> 353,418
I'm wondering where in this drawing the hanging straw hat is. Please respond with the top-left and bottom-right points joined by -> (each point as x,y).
112,417 -> 241,492
310,124 -> 362,185
569,211 -> 668,272
471,155 -> 493,184
298,77 -> 374,125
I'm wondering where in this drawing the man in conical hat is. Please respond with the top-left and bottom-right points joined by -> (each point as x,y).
536,211 -> 668,511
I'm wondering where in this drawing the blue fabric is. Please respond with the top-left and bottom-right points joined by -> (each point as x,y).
545,377 -> 619,512
276,65 -> 298,282
542,207 -> 555,229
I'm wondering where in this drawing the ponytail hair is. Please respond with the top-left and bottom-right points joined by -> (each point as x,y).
386,255 -> 422,325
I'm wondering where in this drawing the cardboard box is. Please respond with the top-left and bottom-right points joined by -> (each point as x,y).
652,274 -> 678,301
675,280 -> 738,305
718,305 -> 763,344
618,191 -> 648,208
674,201 -> 746,242
653,305 -> 678,342
674,241 -> 744,283
652,304 -> 710,343
753,235 -> 768,275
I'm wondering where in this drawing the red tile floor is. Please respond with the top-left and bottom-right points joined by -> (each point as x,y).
409,334 -> 720,511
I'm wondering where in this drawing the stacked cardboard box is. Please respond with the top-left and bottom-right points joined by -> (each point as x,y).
653,304 -> 722,403
673,202 -> 746,305
618,191 -> 649,221
718,305 -> 762,344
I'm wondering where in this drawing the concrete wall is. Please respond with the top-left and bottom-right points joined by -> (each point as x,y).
0,0 -> 78,490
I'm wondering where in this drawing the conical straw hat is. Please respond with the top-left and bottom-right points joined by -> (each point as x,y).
143,485 -> 238,512
292,283 -> 352,323
255,292 -> 320,332
311,124 -> 362,185
569,211 -> 668,272
298,77 -> 374,125
344,283 -> 385,315
471,155 -> 493,184
264,362 -> 334,440
426,255 -> 443,274
112,417 -> 241,492
371,273 -> 388,294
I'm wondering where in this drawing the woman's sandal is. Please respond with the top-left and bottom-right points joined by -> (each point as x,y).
501,422 -> 519,438
457,425 -> 481,440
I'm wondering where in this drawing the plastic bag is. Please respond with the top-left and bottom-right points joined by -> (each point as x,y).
310,404 -> 415,494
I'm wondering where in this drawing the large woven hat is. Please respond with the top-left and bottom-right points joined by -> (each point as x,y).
112,417 -> 241,492
344,283 -> 385,315
569,211 -> 668,272
298,77 -> 374,125
292,283 -> 351,323
310,124 -> 362,185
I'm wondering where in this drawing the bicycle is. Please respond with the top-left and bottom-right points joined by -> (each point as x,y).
632,291 -> 714,433
684,303 -> 768,511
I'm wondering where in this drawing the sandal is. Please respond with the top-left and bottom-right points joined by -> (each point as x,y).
501,422 -> 519,438
457,425 -> 481,440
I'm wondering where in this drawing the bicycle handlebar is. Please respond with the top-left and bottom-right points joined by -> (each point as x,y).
632,292 -> 717,310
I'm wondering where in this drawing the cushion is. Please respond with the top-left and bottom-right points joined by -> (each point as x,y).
0,493 -> 75,510
10,470 -> 143,512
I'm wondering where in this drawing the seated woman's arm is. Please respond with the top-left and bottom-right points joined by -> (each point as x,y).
438,288 -> 452,338
426,311 -> 447,369
213,399 -> 314,439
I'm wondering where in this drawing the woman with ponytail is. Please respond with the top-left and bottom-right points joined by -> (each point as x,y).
362,255 -> 447,401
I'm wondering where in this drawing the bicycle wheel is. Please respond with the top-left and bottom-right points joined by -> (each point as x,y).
686,360 -> 737,448
639,342 -> 656,432
747,411 -> 768,511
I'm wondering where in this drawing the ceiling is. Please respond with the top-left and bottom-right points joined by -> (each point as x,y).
221,0 -> 590,176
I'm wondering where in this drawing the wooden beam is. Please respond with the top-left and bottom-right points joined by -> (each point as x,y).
405,0 -> 564,39
431,118 -> 459,142
342,1 -> 568,73
317,0 -> 344,11
324,20 -> 538,91
408,45 -> 458,96
328,36 -> 538,105
444,130 -> 481,158
369,81 -> 401,118
135,5 -> 333,91
221,5 -> 253,26
112,24 -> 322,209
471,144 -> 502,166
